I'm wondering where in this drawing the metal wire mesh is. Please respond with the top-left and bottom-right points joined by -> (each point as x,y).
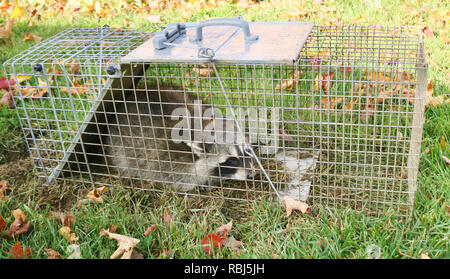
3,25 -> 427,216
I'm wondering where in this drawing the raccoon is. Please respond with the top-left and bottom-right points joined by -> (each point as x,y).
104,86 -> 255,191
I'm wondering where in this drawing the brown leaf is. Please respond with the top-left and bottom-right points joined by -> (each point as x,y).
144,225 -> 156,236
192,66 -> 213,77
0,90 -> 14,108
426,78 -> 448,107
0,180 -> 11,201
0,19 -> 14,40
44,248 -> 61,259
108,225 -> 119,234
6,212 -> 30,237
59,226 -> 79,243
422,26 -> 434,38
376,91 -> 390,103
47,211 -> 75,229
100,229 -> 140,259
321,71 -> 335,92
215,221 -> 232,238
162,207 -> 173,227
23,31 -> 42,43
12,209 -> 26,221
70,60 -> 81,75
440,135 -> 446,149
63,214 -> 75,229
222,236 -> 243,251
77,186 -> 108,207
283,195 -> 310,217
445,205 -> 450,217
364,71 -> 391,82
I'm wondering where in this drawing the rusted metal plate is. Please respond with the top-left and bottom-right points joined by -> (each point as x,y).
121,21 -> 314,64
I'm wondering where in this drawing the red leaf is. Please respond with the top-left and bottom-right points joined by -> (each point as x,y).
0,76 -> 15,90
0,215 -> 6,232
422,26 -> 434,38
7,241 -> 31,259
144,225 -> 156,236
321,71 -> 335,92
162,207 -> 173,227
63,214 -> 75,229
201,233 -> 223,256
0,91 -> 15,108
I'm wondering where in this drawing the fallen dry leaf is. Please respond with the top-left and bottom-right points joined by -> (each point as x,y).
201,233 -> 223,256
70,60 -> 81,75
12,209 -> 26,222
442,155 -> 450,165
192,66 -> 213,77
0,18 -> 14,40
67,244 -> 82,259
77,186 -> 108,207
162,207 -> 173,227
215,221 -> 232,238
13,74 -> 32,84
440,135 -> 446,149
0,90 -> 14,108
364,71 -> 391,82
0,215 -> 6,232
420,253 -> 431,259
11,5 -> 25,19
0,76 -> 15,89
60,78 -> 92,95
44,248 -> 61,259
426,78 -> 448,107
7,241 -> 31,259
321,71 -> 335,92
283,195 -> 310,217
144,225 -> 156,236
276,79 -> 295,91
222,236 -> 243,251
6,210 -> 31,237
100,229 -> 140,259
23,31 -> 42,43
422,26 -> 434,38
59,226 -> 79,243
0,180 -> 11,201
108,225 -> 119,234
376,91 -> 390,103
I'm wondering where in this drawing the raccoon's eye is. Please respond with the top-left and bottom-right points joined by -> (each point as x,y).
223,157 -> 239,167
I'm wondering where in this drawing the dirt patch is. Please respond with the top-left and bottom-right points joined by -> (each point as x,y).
0,158 -> 33,184
0,157 -> 85,211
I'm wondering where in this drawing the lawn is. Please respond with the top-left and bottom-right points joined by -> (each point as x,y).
0,0 -> 449,259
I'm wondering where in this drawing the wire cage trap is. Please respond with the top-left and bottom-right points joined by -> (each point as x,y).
3,18 -> 427,216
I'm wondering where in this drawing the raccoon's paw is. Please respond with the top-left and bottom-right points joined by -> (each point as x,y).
171,183 -> 196,192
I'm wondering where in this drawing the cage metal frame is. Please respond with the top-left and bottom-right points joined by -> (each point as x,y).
2,24 -> 427,216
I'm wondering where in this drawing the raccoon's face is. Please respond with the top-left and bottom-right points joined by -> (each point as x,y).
188,142 -> 256,181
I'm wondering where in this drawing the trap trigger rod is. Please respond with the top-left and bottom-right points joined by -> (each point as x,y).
210,62 -> 283,202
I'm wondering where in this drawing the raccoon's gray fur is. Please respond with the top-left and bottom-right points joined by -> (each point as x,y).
104,86 -> 255,191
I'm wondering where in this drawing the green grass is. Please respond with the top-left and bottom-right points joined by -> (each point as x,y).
0,0 -> 449,259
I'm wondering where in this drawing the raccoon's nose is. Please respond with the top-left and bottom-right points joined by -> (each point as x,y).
247,174 -> 254,180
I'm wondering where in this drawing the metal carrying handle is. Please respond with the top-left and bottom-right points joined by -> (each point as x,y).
193,15 -> 259,42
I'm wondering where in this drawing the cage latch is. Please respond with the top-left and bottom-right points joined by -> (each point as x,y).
153,23 -> 186,50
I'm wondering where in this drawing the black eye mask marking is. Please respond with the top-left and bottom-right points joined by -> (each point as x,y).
213,156 -> 241,177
